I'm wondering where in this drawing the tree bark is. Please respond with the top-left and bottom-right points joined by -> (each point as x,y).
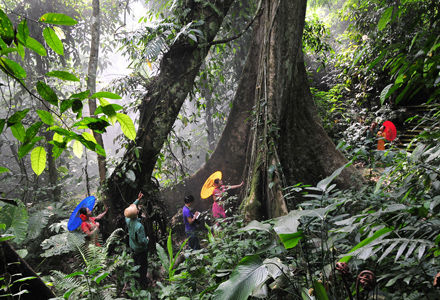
161,21 -> 261,215
87,0 -> 107,184
241,0 -> 361,220
102,0 -> 236,236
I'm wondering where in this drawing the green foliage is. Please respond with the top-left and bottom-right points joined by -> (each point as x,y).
0,8 -> 136,175
0,201 -> 28,244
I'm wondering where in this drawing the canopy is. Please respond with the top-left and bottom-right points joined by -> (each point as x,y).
67,196 -> 96,231
200,171 -> 222,199
383,121 -> 397,141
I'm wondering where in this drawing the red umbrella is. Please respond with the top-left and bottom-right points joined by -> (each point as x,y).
383,121 -> 397,141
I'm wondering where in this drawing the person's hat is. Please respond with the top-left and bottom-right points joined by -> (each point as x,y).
124,204 -> 138,219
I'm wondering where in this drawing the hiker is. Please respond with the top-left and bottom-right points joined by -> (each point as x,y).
365,121 -> 379,149
212,179 -> 243,219
124,192 -> 149,288
182,195 -> 201,250
377,125 -> 386,150
79,205 -> 108,246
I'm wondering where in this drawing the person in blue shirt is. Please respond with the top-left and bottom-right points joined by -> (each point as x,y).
182,195 -> 200,250
124,192 -> 149,288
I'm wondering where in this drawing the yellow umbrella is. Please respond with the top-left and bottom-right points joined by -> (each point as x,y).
200,171 -> 222,199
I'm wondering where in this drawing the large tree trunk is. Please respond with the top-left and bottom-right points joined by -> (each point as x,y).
87,0 -> 107,184
161,21 -> 262,215
102,1 -> 235,237
163,0 -> 362,220
241,0 -> 361,220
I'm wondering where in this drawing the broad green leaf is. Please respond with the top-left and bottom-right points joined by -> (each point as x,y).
167,229 -> 173,269
82,131 -> 97,143
72,140 -> 83,158
0,119 -> 4,134
0,57 -> 27,79
7,109 -> 30,126
43,27 -> 64,55
40,13 -> 77,26
17,42 -> 25,59
73,117 -> 109,133
25,37 -> 47,56
0,203 -> 28,244
24,121 -> 43,143
16,20 -> 29,45
241,220 -> 272,233
18,137 -> 44,158
317,162 -> 352,191
53,132 -> 64,143
37,110 -> 54,125
213,255 -> 268,300
313,281 -> 329,300
60,99 -> 75,113
380,83 -> 394,105
0,47 -> 17,56
36,81 -> 58,106
69,90 -> 90,100
339,227 -> 393,263
0,9 -> 14,45
0,166 -> 10,174
278,231 -> 303,249
156,243 -> 170,271
91,91 -> 122,99
30,146 -> 46,176
116,113 -> 136,140
378,7 -> 393,31
94,272 -> 109,284
94,143 -> 106,157
10,122 -> 26,142
46,70 -> 78,81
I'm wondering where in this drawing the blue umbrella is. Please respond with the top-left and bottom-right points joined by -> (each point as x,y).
67,196 -> 96,231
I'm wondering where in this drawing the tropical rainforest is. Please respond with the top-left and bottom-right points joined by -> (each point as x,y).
0,0 -> 439,299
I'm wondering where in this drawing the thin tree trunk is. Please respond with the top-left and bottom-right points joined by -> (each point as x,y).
87,0 -> 107,184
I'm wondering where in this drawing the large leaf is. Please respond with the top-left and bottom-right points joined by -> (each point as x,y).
116,113 -> 136,140
317,162 -> 352,191
36,81 -> 58,106
25,37 -> 47,56
241,220 -> 272,233
91,91 -> 122,99
278,231 -> 303,249
18,137 -> 44,158
313,281 -> 329,300
156,243 -> 170,271
16,20 -> 29,45
213,255 -> 268,300
72,140 -> 83,158
0,203 -> 29,244
0,119 -> 4,134
0,57 -> 27,79
24,121 -> 43,143
339,227 -> 393,263
40,13 -> 77,26
46,70 -> 79,81
0,9 -> 14,45
7,109 -> 30,127
43,27 -> 64,55
10,122 -> 26,142
30,146 -> 46,176
37,109 -> 54,125
377,7 -> 393,31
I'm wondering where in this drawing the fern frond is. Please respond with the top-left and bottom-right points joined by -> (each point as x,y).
27,208 -> 52,239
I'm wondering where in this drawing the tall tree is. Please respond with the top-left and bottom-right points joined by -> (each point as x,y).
240,0 -> 360,220
162,0 -> 361,218
87,0 -> 107,184
103,0 -> 236,236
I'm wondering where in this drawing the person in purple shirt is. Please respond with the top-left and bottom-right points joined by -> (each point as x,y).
182,195 -> 200,250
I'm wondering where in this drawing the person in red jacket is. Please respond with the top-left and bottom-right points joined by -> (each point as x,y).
79,206 -> 108,246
